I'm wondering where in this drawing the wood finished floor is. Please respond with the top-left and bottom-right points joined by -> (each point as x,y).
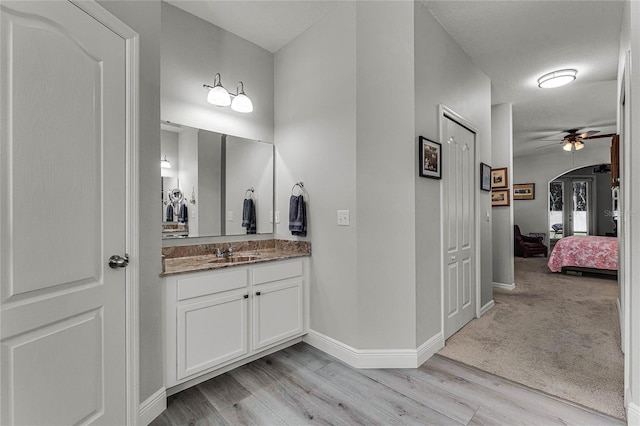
151,343 -> 624,426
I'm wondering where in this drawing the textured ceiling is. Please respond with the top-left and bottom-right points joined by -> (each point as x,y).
424,0 -> 623,156
168,0 -> 624,157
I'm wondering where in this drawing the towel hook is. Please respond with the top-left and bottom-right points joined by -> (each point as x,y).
245,187 -> 254,198
291,181 -> 304,195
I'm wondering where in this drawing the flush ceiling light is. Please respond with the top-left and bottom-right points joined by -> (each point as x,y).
161,155 -> 171,168
538,69 -> 577,89
203,73 -> 253,113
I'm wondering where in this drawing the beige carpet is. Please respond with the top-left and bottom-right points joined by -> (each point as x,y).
438,256 -> 625,419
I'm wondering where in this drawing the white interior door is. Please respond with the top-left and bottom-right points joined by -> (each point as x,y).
0,2 -> 127,424
442,115 -> 476,340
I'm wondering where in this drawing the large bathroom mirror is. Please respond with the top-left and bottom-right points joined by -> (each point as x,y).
161,121 -> 274,239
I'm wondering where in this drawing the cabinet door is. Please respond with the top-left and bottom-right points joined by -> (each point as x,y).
252,279 -> 303,351
176,292 -> 248,380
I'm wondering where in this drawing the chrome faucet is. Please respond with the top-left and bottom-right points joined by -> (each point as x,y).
214,247 -> 234,258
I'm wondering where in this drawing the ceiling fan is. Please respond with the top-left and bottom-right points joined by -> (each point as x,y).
537,128 -> 616,152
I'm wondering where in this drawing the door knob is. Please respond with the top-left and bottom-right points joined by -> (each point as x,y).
451,256 -> 456,261
108,254 -> 129,269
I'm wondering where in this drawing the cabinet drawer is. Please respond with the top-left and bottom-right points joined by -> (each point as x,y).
177,268 -> 248,301
253,260 -> 303,285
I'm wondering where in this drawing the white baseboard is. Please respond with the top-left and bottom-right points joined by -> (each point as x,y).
628,401 -> 640,426
480,300 -> 495,316
138,387 -> 166,426
493,281 -> 515,290
304,329 -> 443,369
417,332 -> 445,366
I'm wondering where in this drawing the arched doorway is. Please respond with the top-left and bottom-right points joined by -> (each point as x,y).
548,163 -> 615,246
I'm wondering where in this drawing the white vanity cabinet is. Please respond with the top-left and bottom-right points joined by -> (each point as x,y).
252,260 -> 304,350
164,258 -> 308,390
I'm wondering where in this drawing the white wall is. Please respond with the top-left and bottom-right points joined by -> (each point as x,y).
275,2 -> 359,347
97,0 -> 163,406
491,104 -> 514,287
161,2 -> 273,143
355,1 -> 416,349
414,3 -> 492,343
513,144 -> 610,238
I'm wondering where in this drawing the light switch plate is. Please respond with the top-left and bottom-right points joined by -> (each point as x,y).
337,210 -> 350,226
275,211 -> 280,224
227,211 -> 233,221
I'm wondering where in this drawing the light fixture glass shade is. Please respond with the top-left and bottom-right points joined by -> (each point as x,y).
574,141 -> 584,150
231,93 -> 253,113
207,85 -> 231,106
161,155 -> 171,168
563,142 -> 573,151
538,69 -> 577,88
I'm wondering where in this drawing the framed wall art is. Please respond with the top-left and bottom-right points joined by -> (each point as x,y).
513,183 -> 535,200
419,136 -> 442,179
492,189 -> 510,207
480,162 -> 491,191
491,167 -> 508,189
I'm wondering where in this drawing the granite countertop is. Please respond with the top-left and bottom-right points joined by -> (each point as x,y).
161,240 -> 311,277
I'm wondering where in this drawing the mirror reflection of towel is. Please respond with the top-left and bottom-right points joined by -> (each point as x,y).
166,204 -> 174,222
178,203 -> 188,224
289,195 -> 307,237
242,198 -> 256,234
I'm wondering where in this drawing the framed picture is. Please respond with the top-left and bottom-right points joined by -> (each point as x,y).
419,136 -> 442,179
492,189 -> 510,207
480,163 -> 491,191
513,183 -> 535,200
491,167 -> 508,189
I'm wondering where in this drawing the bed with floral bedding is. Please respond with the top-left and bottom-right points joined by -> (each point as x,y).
548,236 -> 618,274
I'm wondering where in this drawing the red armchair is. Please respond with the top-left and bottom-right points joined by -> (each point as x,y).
514,225 -> 548,257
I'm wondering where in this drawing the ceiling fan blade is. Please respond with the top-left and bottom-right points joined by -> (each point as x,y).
578,130 -> 599,138
583,133 -> 617,140
535,142 -> 563,149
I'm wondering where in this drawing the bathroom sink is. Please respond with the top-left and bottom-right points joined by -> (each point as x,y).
208,255 -> 260,264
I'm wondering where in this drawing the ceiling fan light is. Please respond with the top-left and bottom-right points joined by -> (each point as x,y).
574,141 -> 585,150
538,69 -> 577,89
563,142 -> 573,151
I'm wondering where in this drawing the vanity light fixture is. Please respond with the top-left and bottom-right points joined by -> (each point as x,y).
161,155 -> 171,168
203,73 -> 253,113
537,69 -> 577,89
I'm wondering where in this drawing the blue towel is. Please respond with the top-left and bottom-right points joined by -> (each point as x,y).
166,204 -> 174,222
289,194 -> 306,237
178,203 -> 188,223
242,198 -> 256,234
